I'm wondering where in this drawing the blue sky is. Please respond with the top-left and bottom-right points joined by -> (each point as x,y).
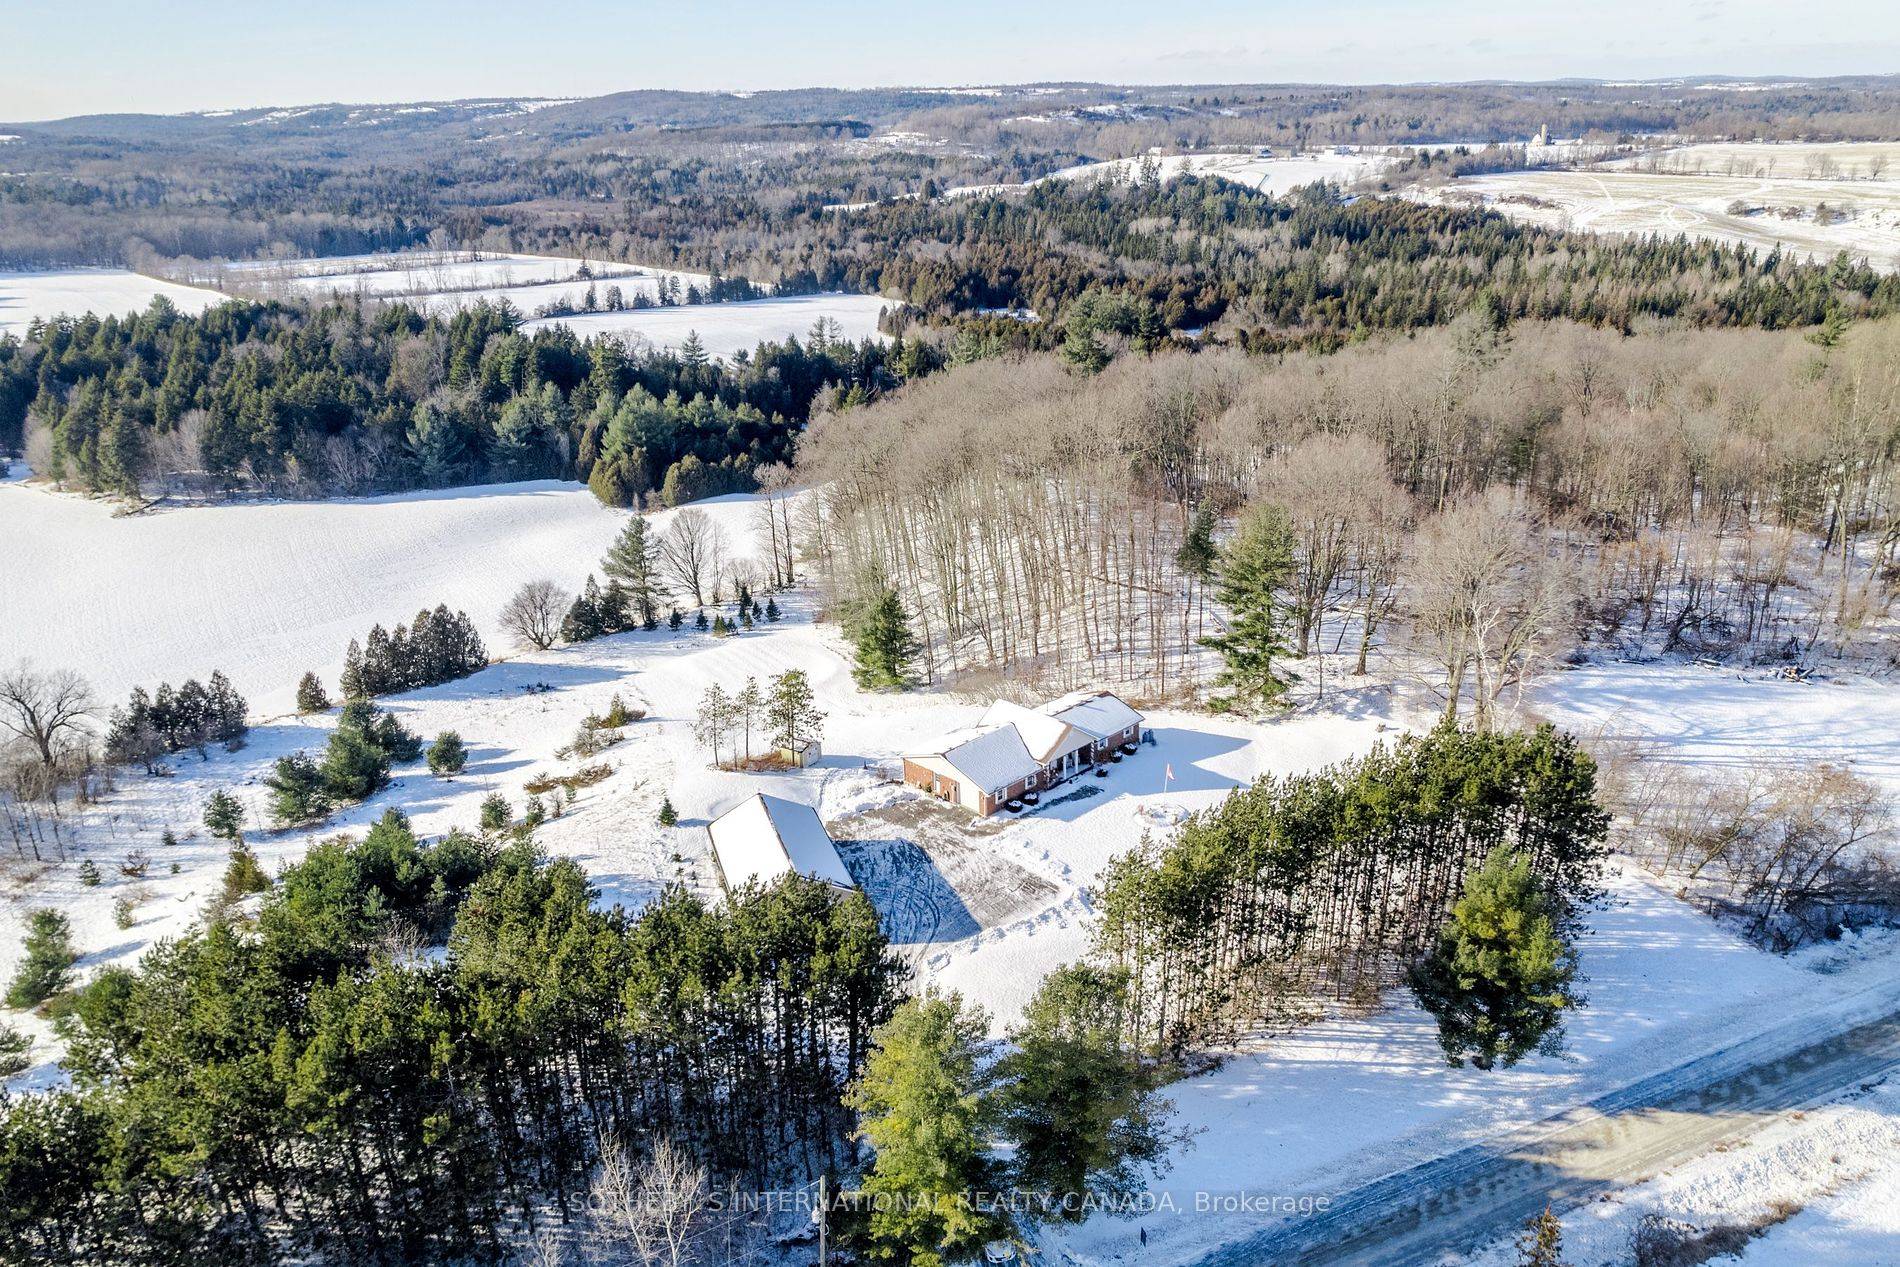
4,0 -> 1898,120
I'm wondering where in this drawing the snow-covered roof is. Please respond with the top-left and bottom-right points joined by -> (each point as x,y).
1041,690 -> 1143,741
707,794 -> 854,891
979,699 -> 1080,762
918,724 -> 1042,793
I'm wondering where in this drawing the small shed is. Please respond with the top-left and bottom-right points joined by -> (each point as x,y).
706,793 -> 854,893
777,737 -> 822,769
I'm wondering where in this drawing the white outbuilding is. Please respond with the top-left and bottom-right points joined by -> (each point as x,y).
706,793 -> 855,893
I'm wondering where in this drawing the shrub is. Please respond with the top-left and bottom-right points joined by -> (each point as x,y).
428,731 -> 468,777
5,910 -> 77,1009
221,845 -> 272,903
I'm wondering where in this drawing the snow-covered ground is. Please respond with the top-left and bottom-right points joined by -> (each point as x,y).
216,250 -> 657,295
521,292 -> 891,358
6,473 -> 1900,1263
938,148 -> 1401,202
1457,1066 -> 1900,1267
0,268 -> 230,338
0,476 -> 765,715
195,251 -> 887,359
1418,156 -> 1900,270
1532,661 -> 1900,801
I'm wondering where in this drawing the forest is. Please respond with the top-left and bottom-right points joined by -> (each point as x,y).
1,295 -> 906,499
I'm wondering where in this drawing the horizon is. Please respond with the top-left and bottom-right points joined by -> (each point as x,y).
7,0 -> 1900,121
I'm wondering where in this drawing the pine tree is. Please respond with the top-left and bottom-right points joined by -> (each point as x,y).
77,859 -> 100,887
479,792 -> 511,834
846,991 -> 1004,1265
203,789 -> 246,843
694,609 -> 709,632
339,639 -> 367,699
428,731 -> 468,777
561,575 -> 607,643
220,843 -> 271,901
851,587 -> 921,690
5,909 -> 77,1009
266,752 -> 331,825
766,670 -> 825,757
1200,501 -> 1296,712
296,671 -> 331,714
694,684 -> 735,768
1409,848 -> 1581,1070
765,597 -> 780,622
996,965 -> 1172,1225
658,797 -> 678,827
734,677 -> 763,762
0,1023 -> 30,1078
668,607 -> 684,630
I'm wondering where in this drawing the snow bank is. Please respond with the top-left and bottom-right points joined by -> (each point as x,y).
523,292 -> 890,360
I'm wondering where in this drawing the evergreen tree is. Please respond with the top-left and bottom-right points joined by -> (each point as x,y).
846,991 -> 1003,1266
561,575 -> 608,643
996,965 -> 1173,1225
221,843 -> 271,902
694,684 -> 735,768
339,639 -> 367,699
5,909 -> 77,1009
658,797 -> 678,827
266,752 -> 331,825
851,587 -> 921,690
765,596 -> 780,622
1200,501 -> 1296,711
479,792 -> 511,834
602,516 -> 665,625
1409,847 -> 1581,1071
427,731 -> 468,777
694,609 -> 708,632
76,859 -> 101,887
203,789 -> 246,844
766,669 -> 825,756
669,607 -> 684,630
296,671 -> 330,714
0,1023 -> 30,1078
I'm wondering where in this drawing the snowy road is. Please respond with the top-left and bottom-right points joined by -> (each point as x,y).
1194,1006 -> 1900,1266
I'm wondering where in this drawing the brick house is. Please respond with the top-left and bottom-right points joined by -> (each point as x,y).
902,690 -> 1145,816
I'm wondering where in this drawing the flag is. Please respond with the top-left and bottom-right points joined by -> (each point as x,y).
1165,764 -> 1174,781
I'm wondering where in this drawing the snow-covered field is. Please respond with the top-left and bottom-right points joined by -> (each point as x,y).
520,292 -> 891,358
0,474 -> 746,715
217,250 -> 659,295
0,267 -> 230,338
1421,160 -> 1900,270
202,250 -> 885,359
937,148 -> 1401,202
1609,140 -> 1900,181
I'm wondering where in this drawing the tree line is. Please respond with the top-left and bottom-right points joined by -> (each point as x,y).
1090,724 -> 1609,1055
2,295 -> 906,500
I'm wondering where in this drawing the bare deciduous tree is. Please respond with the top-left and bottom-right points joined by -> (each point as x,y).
0,664 -> 95,780
1410,495 -> 1575,729
589,1135 -> 714,1267
658,509 -> 727,609
499,580 -> 567,651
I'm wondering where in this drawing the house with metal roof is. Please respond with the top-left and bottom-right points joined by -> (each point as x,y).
902,690 -> 1146,816
706,793 -> 855,892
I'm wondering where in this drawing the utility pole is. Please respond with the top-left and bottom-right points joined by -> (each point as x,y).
816,1173 -> 828,1267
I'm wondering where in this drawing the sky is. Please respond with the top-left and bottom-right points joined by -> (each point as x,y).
3,0 -> 1898,120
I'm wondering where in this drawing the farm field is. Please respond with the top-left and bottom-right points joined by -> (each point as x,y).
521,291 -> 892,357
214,250 -> 660,295
1424,164 -> 1900,269
0,470 -> 758,716
0,267 -> 230,338
1607,140 -> 1900,180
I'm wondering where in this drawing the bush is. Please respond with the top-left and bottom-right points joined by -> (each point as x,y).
222,845 -> 272,903
119,850 -> 149,879
0,1023 -> 30,1077
5,909 -> 77,1009
427,731 -> 468,777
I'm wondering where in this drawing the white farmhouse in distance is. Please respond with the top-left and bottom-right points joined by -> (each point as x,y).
706,793 -> 855,893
